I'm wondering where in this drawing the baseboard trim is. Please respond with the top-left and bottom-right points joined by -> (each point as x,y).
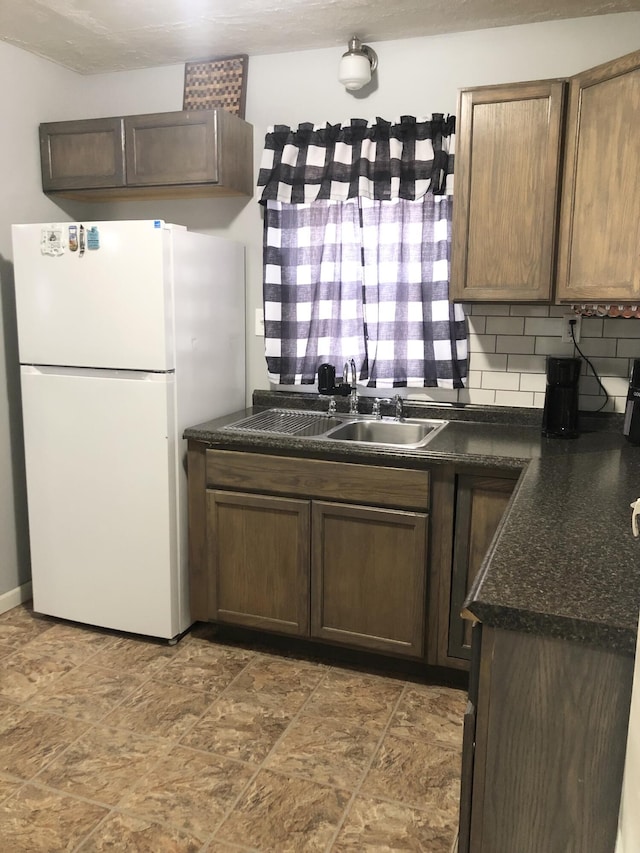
0,582 -> 33,615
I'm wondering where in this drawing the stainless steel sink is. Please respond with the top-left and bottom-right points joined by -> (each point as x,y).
222,408 -> 448,449
323,417 -> 447,448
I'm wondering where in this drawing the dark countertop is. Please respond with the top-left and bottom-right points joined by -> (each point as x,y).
184,391 -> 640,655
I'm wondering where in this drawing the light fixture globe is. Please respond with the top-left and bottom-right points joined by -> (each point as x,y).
338,36 -> 378,91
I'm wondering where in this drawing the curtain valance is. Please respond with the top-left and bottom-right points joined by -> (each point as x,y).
257,114 -> 455,204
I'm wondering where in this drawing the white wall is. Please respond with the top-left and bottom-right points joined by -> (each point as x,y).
0,41 -> 90,604
1,13 -> 639,602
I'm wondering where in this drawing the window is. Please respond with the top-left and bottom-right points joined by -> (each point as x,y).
258,116 -> 467,389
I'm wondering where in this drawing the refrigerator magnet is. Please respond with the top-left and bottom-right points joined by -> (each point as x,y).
86,226 -> 100,250
68,225 -> 78,252
40,225 -> 65,256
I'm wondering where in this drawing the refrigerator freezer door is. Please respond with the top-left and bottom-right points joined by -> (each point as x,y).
20,365 -> 184,639
12,220 -> 175,371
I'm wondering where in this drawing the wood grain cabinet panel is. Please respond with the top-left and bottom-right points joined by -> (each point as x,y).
451,80 -> 566,302
311,501 -> 428,657
206,490 -> 310,636
447,474 -> 516,663
556,49 -> 640,302
39,109 -> 253,200
464,626 -> 633,853
39,117 -> 125,191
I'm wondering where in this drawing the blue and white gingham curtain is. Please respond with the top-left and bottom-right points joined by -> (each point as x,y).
258,115 -> 467,389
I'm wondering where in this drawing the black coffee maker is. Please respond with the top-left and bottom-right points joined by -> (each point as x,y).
623,359 -> 640,444
542,357 -> 581,439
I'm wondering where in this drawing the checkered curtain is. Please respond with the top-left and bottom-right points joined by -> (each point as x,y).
258,115 -> 467,388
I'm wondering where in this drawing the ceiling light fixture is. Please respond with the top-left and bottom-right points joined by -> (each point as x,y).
338,36 -> 378,92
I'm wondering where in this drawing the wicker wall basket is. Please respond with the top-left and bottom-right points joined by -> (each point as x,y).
183,54 -> 248,117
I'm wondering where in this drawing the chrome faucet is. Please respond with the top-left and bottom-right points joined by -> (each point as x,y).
394,394 -> 404,421
344,358 -> 359,414
372,397 -> 393,419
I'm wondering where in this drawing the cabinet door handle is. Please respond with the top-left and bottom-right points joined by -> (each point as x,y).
630,498 -> 640,537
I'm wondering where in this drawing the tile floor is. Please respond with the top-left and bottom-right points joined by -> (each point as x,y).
0,602 -> 465,852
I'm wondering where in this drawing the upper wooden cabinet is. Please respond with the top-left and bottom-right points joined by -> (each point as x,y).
450,80 -> 566,303
39,109 -> 253,201
452,48 -> 640,304
556,50 -> 640,303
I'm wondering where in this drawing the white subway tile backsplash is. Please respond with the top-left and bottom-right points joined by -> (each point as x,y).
495,390 -> 535,407
519,373 -> 547,392
509,305 -> 550,317
588,356 -> 631,377
603,318 -> 640,338
412,305 -> 634,414
486,316 -> 525,335
581,318 -> 603,337
469,351 -> 508,371
468,334 -> 496,353
462,387 -> 497,405
481,371 -> 520,391
616,339 -> 640,359
471,303 -> 511,316
524,316 -> 564,337
571,337 -> 617,358
506,354 -> 547,374
533,337 -> 576,357
496,335 -> 536,354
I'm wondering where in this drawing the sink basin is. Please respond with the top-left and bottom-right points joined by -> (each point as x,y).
221,408 -> 448,449
324,418 -> 447,448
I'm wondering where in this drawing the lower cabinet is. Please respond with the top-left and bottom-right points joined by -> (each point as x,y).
207,490 -> 310,636
192,447 -> 431,659
430,468 -> 518,670
311,501 -> 427,656
460,625 -> 634,853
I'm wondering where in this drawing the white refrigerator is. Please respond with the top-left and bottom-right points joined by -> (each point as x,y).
12,220 -> 245,640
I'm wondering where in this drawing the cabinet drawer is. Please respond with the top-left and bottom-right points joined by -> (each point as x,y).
206,450 -> 430,511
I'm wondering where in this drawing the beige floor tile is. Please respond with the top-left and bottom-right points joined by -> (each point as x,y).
302,668 -> 404,727
181,690 -> 297,763
118,745 -> 256,839
0,606 -> 52,658
158,641 -> 255,693
0,783 -> 107,852
36,724 -> 170,805
388,684 -> 467,750
0,772 -> 23,805
216,768 -> 350,853
103,679 -> 213,740
332,793 -> 456,852
0,649 -> 76,702
181,657 -> 324,762
0,707 -> 89,779
77,812 -> 202,852
19,622 -> 115,665
265,714 -> 382,789
91,635 -> 184,676
26,662 -> 146,722
361,733 -> 461,815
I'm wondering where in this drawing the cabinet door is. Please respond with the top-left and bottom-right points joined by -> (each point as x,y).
447,475 -> 515,663
311,501 -> 428,657
451,81 -> 565,302
39,118 -> 125,191
207,490 -> 310,636
125,111 -> 220,186
556,49 -> 640,303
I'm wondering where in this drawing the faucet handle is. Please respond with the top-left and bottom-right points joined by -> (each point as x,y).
372,397 -> 392,418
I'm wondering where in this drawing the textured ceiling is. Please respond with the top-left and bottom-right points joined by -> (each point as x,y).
0,0 -> 638,74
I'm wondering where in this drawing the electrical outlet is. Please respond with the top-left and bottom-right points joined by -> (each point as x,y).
561,313 -> 582,344
255,308 -> 265,337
